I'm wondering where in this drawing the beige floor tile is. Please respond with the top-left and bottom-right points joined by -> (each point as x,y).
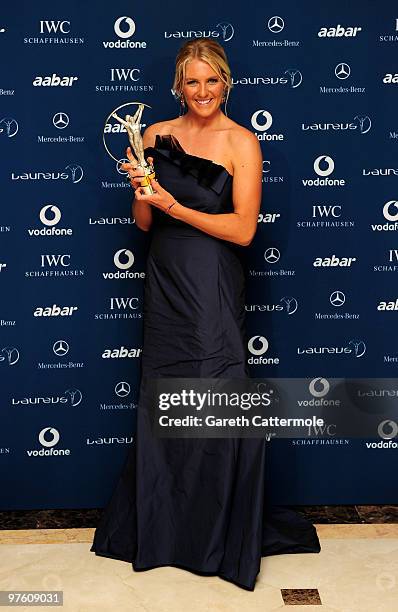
0,528 -> 397,612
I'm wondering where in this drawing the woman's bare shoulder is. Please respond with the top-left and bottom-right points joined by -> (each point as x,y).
142,120 -> 177,147
227,122 -> 259,150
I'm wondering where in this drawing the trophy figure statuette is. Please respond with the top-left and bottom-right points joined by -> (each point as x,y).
103,102 -> 156,195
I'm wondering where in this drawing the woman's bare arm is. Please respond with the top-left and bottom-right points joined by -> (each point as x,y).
131,125 -> 159,232
168,131 -> 262,246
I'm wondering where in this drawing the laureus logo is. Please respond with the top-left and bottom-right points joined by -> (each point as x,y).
233,69 -> 302,88
215,22 -> 234,41
0,346 -> 20,366
65,164 -> 83,183
164,22 -> 234,42
64,388 -> 82,406
280,296 -> 298,315
11,164 -> 83,183
0,117 -> 18,137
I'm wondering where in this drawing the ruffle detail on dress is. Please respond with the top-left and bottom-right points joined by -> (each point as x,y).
144,134 -> 231,195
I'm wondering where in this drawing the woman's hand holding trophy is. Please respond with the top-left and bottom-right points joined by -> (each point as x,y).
120,147 -> 155,192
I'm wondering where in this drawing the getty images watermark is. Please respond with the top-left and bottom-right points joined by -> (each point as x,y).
141,377 -> 398,440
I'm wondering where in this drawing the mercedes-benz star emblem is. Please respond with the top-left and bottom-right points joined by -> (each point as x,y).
53,340 -> 70,356
115,381 -> 131,397
330,291 -> 346,307
53,112 -> 70,129
335,63 -> 351,79
264,247 -> 281,264
268,16 -> 284,33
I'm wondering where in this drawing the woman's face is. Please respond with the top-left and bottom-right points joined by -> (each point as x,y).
181,59 -> 225,116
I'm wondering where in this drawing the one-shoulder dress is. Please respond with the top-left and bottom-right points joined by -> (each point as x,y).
90,133 -> 321,590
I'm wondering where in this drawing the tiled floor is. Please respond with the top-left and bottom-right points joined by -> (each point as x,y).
0,508 -> 397,611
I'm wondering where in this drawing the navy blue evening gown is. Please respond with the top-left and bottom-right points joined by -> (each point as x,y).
90,134 -> 321,590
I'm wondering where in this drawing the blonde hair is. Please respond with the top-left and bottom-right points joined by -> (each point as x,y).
172,37 -> 233,99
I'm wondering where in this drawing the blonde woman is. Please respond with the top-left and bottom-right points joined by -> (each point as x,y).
91,37 -> 320,591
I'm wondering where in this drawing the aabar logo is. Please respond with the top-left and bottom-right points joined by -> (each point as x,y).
313,254 -> 357,267
377,299 -> 398,311
102,346 -> 142,358
383,73 -> 398,84
318,25 -> 362,37
33,74 -> 78,86
33,304 -> 78,317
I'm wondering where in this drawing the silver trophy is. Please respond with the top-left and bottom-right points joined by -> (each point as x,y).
103,102 -> 156,195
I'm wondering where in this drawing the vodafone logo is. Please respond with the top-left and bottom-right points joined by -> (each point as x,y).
251,110 -> 273,131
248,335 -> 269,355
314,155 -> 334,177
114,16 -> 136,38
309,377 -> 330,398
40,204 -> 61,226
383,200 -> 398,222
113,249 -> 134,269
38,427 -> 60,448
27,427 -> 71,457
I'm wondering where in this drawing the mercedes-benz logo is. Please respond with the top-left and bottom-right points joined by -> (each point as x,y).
53,340 -> 69,356
117,158 -> 129,175
264,247 -> 280,264
115,381 -> 131,397
53,112 -> 69,129
268,16 -> 284,33
335,63 -> 351,80
330,291 -> 346,307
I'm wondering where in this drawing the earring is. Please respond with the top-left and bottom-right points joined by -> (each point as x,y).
222,88 -> 229,117
179,94 -> 186,117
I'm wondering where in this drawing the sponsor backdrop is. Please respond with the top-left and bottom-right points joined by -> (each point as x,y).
1,0 -> 397,509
